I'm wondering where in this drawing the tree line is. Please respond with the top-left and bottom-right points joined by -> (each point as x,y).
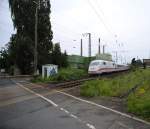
0,0 -> 68,75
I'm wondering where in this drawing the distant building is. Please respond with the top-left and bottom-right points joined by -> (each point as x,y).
67,55 -> 95,69
67,53 -> 113,69
96,53 -> 112,61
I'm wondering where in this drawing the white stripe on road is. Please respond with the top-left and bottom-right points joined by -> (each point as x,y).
56,90 -> 150,125
13,81 -> 96,129
15,82 -> 58,107
13,80 -> 150,126
86,123 -> 96,129
59,107 -> 96,129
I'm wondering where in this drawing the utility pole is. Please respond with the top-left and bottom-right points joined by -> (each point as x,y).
89,33 -> 91,58
98,38 -> 101,54
34,6 -> 38,75
120,55 -> 123,64
112,51 -> 118,64
83,33 -> 91,58
80,39 -> 83,56
115,51 -> 118,63
33,0 -> 40,75
103,45 -> 105,54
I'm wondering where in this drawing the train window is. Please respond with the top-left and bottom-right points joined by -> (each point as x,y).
103,62 -> 106,65
91,62 -> 99,66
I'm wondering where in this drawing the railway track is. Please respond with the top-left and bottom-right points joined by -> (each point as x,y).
47,70 -> 130,89
53,77 -> 96,88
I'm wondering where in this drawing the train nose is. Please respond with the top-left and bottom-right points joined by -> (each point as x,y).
89,67 -> 97,71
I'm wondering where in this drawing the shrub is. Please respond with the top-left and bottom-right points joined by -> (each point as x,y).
127,80 -> 150,120
80,69 -> 150,97
80,68 -> 150,120
32,68 -> 87,83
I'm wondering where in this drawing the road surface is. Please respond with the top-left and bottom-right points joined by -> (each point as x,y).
0,78 -> 150,129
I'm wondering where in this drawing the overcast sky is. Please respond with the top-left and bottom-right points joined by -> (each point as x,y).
0,0 -> 150,63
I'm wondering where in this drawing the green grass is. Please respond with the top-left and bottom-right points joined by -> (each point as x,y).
80,69 -> 150,97
127,78 -> 150,120
80,68 -> 150,120
32,68 -> 87,83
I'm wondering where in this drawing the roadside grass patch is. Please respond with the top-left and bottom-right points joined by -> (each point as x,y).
80,69 -> 150,97
127,78 -> 150,120
32,68 -> 87,83
80,68 -> 150,120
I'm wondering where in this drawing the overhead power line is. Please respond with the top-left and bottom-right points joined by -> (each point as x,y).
86,0 -> 115,36
52,22 -> 80,36
93,0 -> 114,31
93,0 -> 105,16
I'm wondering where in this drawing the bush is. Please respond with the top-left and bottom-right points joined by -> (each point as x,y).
80,68 -> 150,120
32,68 -> 87,83
52,68 -> 87,81
80,69 -> 150,97
127,79 -> 150,120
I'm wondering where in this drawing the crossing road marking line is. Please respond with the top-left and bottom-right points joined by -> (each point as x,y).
13,81 -> 96,129
13,80 -> 150,126
0,91 -> 57,107
15,82 -> 58,107
56,90 -> 150,125
12,80 -> 150,126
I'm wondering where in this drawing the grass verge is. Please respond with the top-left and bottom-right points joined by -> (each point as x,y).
80,68 -> 150,121
80,69 -> 146,97
127,78 -> 150,121
32,68 -> 87,83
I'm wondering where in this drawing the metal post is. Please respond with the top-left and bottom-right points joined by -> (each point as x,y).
82,33 -> 91,61
81,39 -> 83,57
89,33 -> 91,57
103,45 -> 105,54
116,51 -> 118,63
34,3 -> 38,75
98,38 -> 101,54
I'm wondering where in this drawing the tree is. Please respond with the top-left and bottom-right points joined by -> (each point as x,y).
136,59 -> 142,66
131,58 -> 143,70
52,44 -> 68,68
8,0 -> 53,74
131,58 -> 136,66
0,47 -> 9,72
52,43 -> 62,67
61,50 -> 68,67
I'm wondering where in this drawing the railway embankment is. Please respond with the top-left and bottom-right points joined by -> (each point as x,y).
80,68 -> 150,121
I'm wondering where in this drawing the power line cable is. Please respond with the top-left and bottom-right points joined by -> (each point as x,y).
86,0 -> 114,36
93,0 -> 105,17
53,29 -> 80,41
52,22 -> 81,36
91,0 -> 127,49
92,0 -> 114,32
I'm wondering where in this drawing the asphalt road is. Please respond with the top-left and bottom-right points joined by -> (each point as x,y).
0,78 -> 150,129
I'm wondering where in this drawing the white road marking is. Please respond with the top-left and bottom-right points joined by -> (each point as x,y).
12,80 -> 150,127
59,107 -> 96,129
60,108 -> 69,114
0,90 -> 58,107
70,114 -> 78,119
86,123 -> 96,129
15,82 -> 58,107
56,90 -> 150,125
13,81 -> 96,129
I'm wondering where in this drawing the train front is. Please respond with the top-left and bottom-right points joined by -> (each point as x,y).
88,60 -> 101,75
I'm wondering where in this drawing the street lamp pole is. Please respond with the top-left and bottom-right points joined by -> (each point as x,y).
33,0 -> 39,75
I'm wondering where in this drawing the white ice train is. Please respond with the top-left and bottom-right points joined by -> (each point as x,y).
88,60 -> 129,75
